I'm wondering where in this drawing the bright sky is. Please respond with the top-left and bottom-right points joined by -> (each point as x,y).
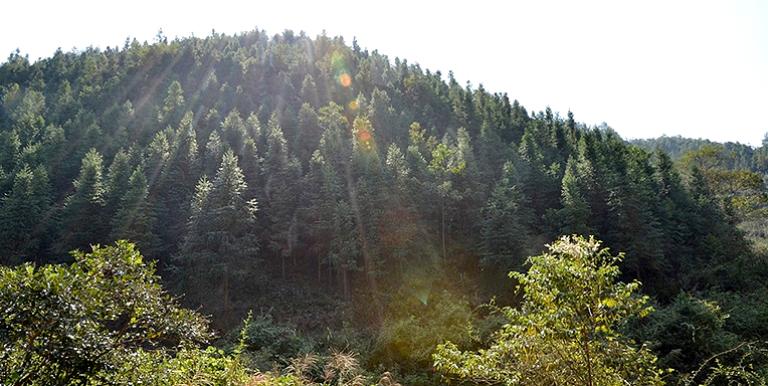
3,1 -> 767,145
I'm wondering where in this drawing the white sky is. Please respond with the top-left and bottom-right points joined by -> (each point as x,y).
2,0 -> 767,145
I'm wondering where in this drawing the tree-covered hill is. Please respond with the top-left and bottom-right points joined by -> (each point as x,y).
631,134 -> 768,174
2,29 -> 768,384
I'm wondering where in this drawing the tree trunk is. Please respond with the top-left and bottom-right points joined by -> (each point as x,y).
345,164 -> 383,325
341,267 -> 349,300
441,196 -> 447,261
223,265 -> 230,323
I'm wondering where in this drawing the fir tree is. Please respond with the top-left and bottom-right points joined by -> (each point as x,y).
157,80 -> 186,128
0,164 -> 51,263
110,167 -> 160,258
177,150 -> 259,326
480,161 -> 532,272
156,112 -> 200,256
57,148 -> 107,253
559,155 -> 593,236
103,148 -> 133,219
263,113 -> 301,278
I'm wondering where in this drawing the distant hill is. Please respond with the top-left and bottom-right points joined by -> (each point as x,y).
631,135 -> 768,173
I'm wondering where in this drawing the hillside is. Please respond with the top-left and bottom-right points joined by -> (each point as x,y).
631,135 -> 768,173
1,30 -> 768,385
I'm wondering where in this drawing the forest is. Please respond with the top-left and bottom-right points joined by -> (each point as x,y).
1,29 -> 767,385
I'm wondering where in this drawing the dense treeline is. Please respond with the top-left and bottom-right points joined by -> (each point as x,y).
633,134 -> 768,258
631,134 -> 768,174
1,29 -> 768,384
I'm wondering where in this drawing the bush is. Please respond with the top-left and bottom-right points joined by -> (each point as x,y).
631,293 -> 737,375
228,313 -> 312,369
434,235 -> 665,386
0,241 -> 210,385
370,266 -> 477,381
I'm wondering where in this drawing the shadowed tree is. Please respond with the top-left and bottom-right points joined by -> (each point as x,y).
480,161 -> 532,273
155,112 -> 200,256
263,112 -> 302,278
110,167 -> 160,259
103,148 -> 133,220
57,149 -> 108,254
0,164 -> 51,263
177,150 -> 259,326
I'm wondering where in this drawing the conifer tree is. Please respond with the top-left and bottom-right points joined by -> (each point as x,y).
300,74 -> 320,108
58,148 -> 107,253
110,167 -> 160,258
480,161 -> 532,272
380,143 -> 430,269
103,149 -> 133,219
350,115 -> 385,319
203,130 -> 225,177
0,130 -> 20,173
330,199 -> 359,300
144,130 -> 171,192
220,109 -> 247,154
294,103 -> 321,165
156,112 -> 200,255
428,136 -> 466,261
178,150 -> 259,325
0,164 -> 51,263
157,80 -> 185,128
263,113 -> 301,278
559,156 -> 593,236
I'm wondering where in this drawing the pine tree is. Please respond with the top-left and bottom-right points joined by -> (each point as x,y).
156,112 -> 200,256
300,74 -> 320,108
369,88 -> 398,146
349,115 -> 385,320
480,161 -> 532,272
559,155 -> 593,236
302,151 -> 342,285
614,148 -> 666,291
263,113 -> 301,278
452,127 -> 484,238
428,136 -> 466,262
294,103 -> 321,165
57,148 -> 108,254
144,130 -> 171,193
330,199 -> 359,300
203,130 -> 225,176
0,130 -> 20,173
110,167 -> 160,258
157,80 -> 185,128
103,149 -> 133,219
220,109 -> 247,154
380,143 -> 424,268
0,164 -> 51,263
177,150 -> 259,326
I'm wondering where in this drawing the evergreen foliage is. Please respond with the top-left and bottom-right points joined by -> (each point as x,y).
0,29 -> 767,384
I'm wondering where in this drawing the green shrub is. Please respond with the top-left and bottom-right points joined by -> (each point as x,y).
0,241 -> 210,385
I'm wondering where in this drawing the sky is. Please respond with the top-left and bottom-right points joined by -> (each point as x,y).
2,0 -> 767,145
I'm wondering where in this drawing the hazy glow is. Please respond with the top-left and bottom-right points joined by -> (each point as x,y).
338,73 -> 352,88
2,0 -> 766,145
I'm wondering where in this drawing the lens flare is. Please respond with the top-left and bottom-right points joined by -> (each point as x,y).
339,72 -> 352,88
357,128 -> 372,143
